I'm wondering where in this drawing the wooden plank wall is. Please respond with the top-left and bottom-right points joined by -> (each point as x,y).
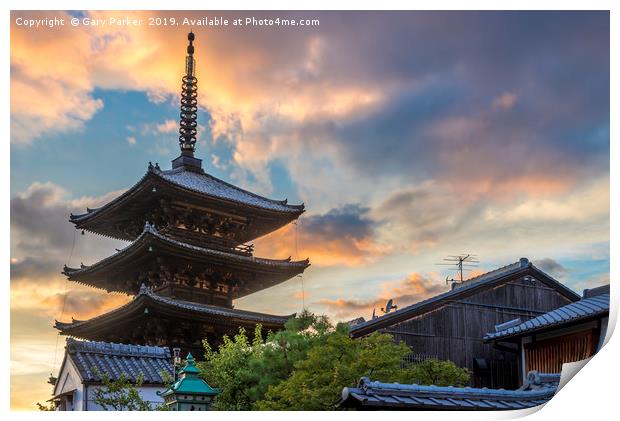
525,329 -> 597,374
383,276 -> 574,389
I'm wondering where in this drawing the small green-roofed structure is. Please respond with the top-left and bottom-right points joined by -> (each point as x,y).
159,353 -> 219,411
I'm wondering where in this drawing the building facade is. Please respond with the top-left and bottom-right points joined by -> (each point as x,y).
349,258 -> 580,389
484,284 -> 609,382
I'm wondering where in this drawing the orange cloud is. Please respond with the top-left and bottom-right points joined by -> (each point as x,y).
11,10 -> 383,146
254,205 -> 390,267
292,291 -> 311,301
320,272 -> 446,320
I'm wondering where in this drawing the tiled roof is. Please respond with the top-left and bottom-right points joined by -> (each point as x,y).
55,285 -> 294,335
64,223 -> 309,279
63,223 -> 310,292
339,371 -> 560,410
349,258 -> 579,337
65,338 -> 173,384
138,284 -> 295,324
157,167 -> 304,213
484,291 -> 610,342
70,165 -> 303,224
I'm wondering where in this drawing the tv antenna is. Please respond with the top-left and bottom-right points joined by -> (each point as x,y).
381,298 -> 398,314
436,254 -> 480,284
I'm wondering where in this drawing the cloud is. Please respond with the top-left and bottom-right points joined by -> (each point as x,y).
11,11 -> 609,213
254,204 -> 389,267
11,182 -> 125,263
10,11 -> 103,144
320,272 -> 446,320
41,290 -> 130,321
534,258 -> 568,279
127,136 -> 137,146
492,92 -> 518,109
10,257 -> 59,283
156,119 -> 178,133
293,291 -> 311,301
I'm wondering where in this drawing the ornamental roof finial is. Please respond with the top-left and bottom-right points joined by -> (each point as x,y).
178,32 -> 198,156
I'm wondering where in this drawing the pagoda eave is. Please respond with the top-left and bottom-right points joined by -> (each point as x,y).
54,288 -> 294,340
63,224 -> 310,299
70,166 -> 304,243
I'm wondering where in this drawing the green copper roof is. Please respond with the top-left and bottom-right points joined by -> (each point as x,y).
179,353 -> 201,375
161,353 -> 219,397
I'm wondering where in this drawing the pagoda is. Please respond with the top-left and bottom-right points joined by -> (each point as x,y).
55,32 -> 310,356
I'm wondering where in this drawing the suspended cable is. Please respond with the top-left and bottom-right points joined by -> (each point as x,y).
293,217 -> 305,310
52,226 -> 78,372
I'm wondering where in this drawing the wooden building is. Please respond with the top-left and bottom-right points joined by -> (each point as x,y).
54,33 -> 309,357
484,284 -> 609,383
349,258 -> 580,389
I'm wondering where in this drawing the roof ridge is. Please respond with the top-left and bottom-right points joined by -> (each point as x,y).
158,166 -> 305,211
452,260 -> 524,289
66,338 -> 171,358
350,260 -> 530,334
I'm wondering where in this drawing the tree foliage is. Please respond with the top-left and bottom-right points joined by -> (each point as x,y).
198,310 -> 332,410
36,402 -> 55,411
199,311 -> 470,411
407,358 -> 470,387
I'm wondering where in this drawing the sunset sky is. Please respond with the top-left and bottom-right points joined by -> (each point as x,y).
10,10 -> 609,409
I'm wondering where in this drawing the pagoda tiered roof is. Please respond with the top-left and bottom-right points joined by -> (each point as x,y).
54,285 -> 294,338
70,163 -> 304,243
52,33 -> 306,360
63,223 -> 309,298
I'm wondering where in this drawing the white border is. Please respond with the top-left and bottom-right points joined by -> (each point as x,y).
3,1 -> 617,420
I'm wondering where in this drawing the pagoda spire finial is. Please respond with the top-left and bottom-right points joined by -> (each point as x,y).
178,31 -> 198,156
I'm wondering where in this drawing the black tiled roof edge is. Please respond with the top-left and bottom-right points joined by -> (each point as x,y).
484,291 -> 610,342
339,370 -> 559,410
63,222 -> 309,278
55,286 -> 294,333
70,163 -> 304,224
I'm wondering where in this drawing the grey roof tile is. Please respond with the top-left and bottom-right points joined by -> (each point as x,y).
485,292 -> 609,341
66,338 -> 172,385
157,167 -> 304,213
339,372 -> 559,410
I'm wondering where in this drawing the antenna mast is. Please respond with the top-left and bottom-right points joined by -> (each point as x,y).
436,254 -> 480,285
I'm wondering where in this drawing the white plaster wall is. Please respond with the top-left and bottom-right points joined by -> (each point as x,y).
85,385 -> 166,411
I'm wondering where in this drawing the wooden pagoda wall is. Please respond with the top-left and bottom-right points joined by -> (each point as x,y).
380,277 -> 573,389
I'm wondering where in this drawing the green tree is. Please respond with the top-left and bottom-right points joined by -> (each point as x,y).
199,311 -> 470,411
408,359 -> 470,387
198,310 -> 332,410
255,325 -> 414,410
